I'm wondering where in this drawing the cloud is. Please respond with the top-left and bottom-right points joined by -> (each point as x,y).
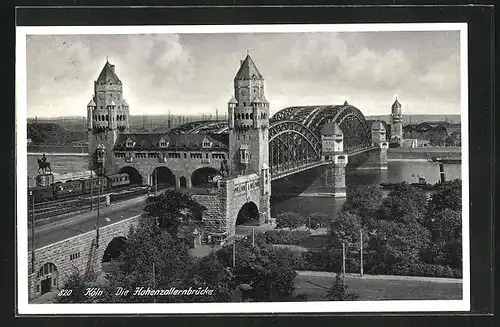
25,31 -> 461,117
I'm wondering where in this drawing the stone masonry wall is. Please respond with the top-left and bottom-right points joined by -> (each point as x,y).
28,215 -> 141,301
113,153 -> 226,186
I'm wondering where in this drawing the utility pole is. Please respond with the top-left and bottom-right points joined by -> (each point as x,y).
155,168 -> 158,196
96,176 -> 101,248
342,242 -> 346,284
232,240 -> 236,268
152,262 -> 156,303
216,108 -> 219,121
90,170 -> 93,211
29,190 -> 35,273
360,229 -> 364,278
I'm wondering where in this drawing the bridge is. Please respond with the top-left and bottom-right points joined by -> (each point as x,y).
167,103 -> 385,182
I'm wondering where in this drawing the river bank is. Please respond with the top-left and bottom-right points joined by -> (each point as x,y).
387,147 -> 461,160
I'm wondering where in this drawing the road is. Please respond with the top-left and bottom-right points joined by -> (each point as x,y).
294,273 -> 462,301
28,196 -> 149,251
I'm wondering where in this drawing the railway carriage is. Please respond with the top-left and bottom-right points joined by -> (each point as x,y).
82,177 -> 109,194
28,185 -> 53,202
108,173 -> 130,188
53,180 -> 84,198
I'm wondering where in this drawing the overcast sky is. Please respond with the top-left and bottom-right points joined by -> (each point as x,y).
26,31 -> 461,118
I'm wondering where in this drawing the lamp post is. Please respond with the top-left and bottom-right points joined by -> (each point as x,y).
233,239 -> 236,268
360,229 -> 364,278
155,168 -> 158,196
90,169 -> 93,211
29,190 -> 35,273
342,242 -> 346,284
96,177 -> 100,248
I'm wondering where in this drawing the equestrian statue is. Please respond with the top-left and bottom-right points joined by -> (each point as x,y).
37,153 -> 52,174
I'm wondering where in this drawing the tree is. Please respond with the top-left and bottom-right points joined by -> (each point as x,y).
55,270 -> 98,303
376,183 -> 427,224
426,180 -> 462,216
143,189 -> 206,236
342,185 -> 383,228
325,274 -> 359,301
370,219 -> 431,270
102,218 -> 193,303
444,134 -> 457,146
306,213 -> 330,229
216,239 -> 300,302
426,208 -> 462,268
182,253 -> 234,302
327,211 -> 363,250
275,212 -> 305,230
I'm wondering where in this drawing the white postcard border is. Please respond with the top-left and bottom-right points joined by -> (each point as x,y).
16,23 -> 470,314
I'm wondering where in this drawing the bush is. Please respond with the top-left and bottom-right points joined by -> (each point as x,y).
263,230 -> 311,245
275,212 -> 305,230
387,263 -> 462,278
300,249 -> 367,274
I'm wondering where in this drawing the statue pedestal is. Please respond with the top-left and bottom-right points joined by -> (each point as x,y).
36,174 -> 54,187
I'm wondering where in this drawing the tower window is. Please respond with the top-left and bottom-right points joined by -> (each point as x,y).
245,113 -> 249,119
106,115 -> 109,121
234,113 -> 237,120
250,113 -> 253,119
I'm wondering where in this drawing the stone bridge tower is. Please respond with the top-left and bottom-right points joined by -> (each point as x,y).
87,60 -> 130,175
227,54 -> 271,222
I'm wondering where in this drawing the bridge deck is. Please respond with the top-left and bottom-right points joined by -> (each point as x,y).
270,146 -> 378,180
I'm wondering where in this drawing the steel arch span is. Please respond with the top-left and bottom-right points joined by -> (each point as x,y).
268,120 -> 322,174
271,104 -> 372,151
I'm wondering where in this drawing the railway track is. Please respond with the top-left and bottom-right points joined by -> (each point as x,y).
28,185 -> 157,221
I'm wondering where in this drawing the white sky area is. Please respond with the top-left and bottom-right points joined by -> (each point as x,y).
26,31 -> 461,118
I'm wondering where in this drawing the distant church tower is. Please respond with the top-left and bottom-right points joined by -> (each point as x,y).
227,54 -> 271,220
390,97 -> 403,146
87,59 -> 130,174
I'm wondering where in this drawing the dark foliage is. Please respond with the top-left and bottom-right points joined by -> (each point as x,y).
143,189 -> 206,236
27,122 -> 86,145
262,230 -> 311,245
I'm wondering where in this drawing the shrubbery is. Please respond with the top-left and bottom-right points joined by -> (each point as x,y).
263,230 -> 311,245
383,263 -> 462,279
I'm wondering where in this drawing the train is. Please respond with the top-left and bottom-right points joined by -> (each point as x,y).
28,173 -> 131,202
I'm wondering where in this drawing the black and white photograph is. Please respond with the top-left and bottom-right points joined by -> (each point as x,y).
16,23 -> 469,314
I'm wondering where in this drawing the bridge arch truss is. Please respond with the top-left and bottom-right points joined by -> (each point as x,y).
268,120 -> 322,174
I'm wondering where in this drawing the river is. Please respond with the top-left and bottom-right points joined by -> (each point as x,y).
27,154 -> 461,217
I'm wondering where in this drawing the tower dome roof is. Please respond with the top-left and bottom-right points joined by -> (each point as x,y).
392,98 -> 402,113
321,122 -> 342,136
234,54 -> 263,80
96,60 -> 121,84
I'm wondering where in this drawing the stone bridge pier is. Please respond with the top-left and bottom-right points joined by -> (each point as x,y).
348,143 -> 388,170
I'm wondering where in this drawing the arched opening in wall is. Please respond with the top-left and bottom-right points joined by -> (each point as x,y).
236,201 -> 259,226
118,166 -> 142,185
179,176 -> 187,188
102,237 -> 127,263
151,167 -> 175,189
37,262 -> 58,295
191,167 -> 220,188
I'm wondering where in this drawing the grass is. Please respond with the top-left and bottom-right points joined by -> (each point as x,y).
294,274 -> 462,301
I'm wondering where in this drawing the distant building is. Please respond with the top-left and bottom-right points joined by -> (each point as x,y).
401,139 -> 418,148
403,121 -> 461,136
389,98 -> 404,147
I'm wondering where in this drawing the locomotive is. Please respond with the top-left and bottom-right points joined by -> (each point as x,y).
28,173 -> 131,202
